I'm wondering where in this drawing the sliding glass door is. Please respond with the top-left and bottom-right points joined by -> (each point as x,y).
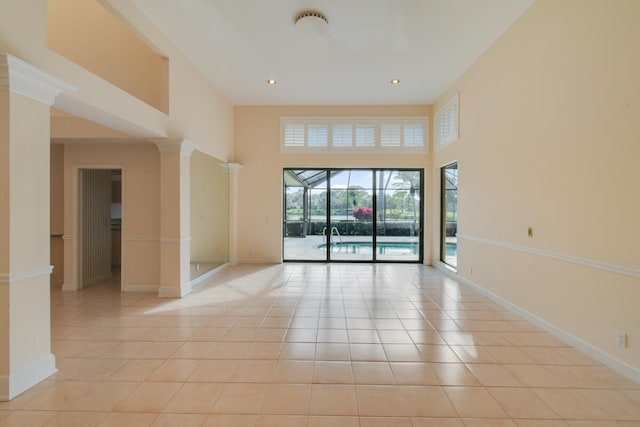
283,168 -> 423,263
440,163 -> 458,268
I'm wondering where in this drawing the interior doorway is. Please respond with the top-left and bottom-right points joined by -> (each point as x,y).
78,168 -> 122,289
283,168 -> 423,263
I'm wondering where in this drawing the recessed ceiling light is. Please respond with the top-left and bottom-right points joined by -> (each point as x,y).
390,79 -> 401,84
267,79 -> 277,85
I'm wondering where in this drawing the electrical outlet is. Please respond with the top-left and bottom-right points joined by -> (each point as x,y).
616,331 -> 627,347
527,227 -> 534,237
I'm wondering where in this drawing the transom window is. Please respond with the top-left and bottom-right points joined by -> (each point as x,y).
281,116 -> 428,152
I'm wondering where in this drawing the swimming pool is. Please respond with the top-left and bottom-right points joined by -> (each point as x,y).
316,241 -> 457,257
318,241 -> 419,256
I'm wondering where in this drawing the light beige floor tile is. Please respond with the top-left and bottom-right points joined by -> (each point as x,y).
188,359 -> 238,382
108,359 -> 165,381
352,362 -> 396,384
462,419 -> 517,427
43,411 -> 108,427
0,410 -> 57,427
68,381 -> 139,411
503,365 -> 567,388
115,382 -> 182,412
315,343 -> 351,361
430,363 -> 481,386
349,344 -> 388,361
163,383 -> 225,413
309,384 -> 358,416
575,389 -> 640,421
308,415 -> 359,427
399,385 -> 457,417
355,385 -> 408,417
212,383 -> 268,414
271,360 -> 314,383
261,384 -> 311,415
313,361 -> 354,384
254,415 -> 308,427
488,388 -> 559,419
417,345 -> 461,363
96,412 -> 156,427
390,362 -> 439,385
411,418 -> 466,427
532,388 -> 610,420
280,343 -> 316,360
360,417 -> 413,427
443,386 -> 509,418
148,359 -> 202,382
230,360 -> 276,382
513,421 -> 569,427
202,414 -> 257,427
150,413 -> 208,427
467,364 -> 524,387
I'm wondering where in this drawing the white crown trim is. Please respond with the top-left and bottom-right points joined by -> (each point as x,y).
0,54 -> 76,105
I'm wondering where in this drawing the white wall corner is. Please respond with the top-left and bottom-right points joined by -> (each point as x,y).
158,282 -> 192,298
0,353 -> 57,401
151,138 -> 199,156
0,54 -> 76,106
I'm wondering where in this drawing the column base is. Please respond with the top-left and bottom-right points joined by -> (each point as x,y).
0,353 -> 57,401
158,282 -> 192,298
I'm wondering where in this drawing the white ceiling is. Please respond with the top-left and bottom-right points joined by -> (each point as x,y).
132,0 -> 533,106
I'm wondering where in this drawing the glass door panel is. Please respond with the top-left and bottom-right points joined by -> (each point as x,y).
283,168 -> 423,263
329,170 -> 374,261
283,169 -> 327,261
441,163 -> 458,268
376,170 -> 421,261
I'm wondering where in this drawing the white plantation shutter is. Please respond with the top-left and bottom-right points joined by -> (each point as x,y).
307,123 -> 328,147
281,117 -> 428,151
435,94 -> 459,146
332,123 -> 353,147
404,122 -> 425,147
355,123 -> 376,147
380,123 -> 402,147
283,122 -> 305,147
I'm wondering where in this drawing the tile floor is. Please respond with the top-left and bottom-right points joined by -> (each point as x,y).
1,263 -> 639,426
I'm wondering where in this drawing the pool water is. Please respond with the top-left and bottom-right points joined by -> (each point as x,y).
316,241 -> 457,257
318,242 -> 418,256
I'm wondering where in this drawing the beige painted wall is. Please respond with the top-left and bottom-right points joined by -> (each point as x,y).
433,0 -> 640,370
234,105 -> 431,262
190,151 -> 229,273
50,144 -> 64,286
47,0 -> 168,112
2,0 -> 234,160
62,142 -> 160,291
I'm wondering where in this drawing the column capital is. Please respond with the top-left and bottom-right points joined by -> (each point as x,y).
151,138 -> 199,156
0,54 -> 76,105
223,163 -> 242,174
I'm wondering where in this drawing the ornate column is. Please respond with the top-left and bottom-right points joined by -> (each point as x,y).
0,54 -> 75,400
153,139 -> 197,297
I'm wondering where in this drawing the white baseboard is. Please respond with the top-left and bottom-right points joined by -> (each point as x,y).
122,284 -> 157,293
433,263 -> 640,384
158,282 -> 192,298
237,258 -> 282,264
191,258 -> 226,264
61,283 -> 76,291
0,353 -> 57,401
190,263 -> 228,289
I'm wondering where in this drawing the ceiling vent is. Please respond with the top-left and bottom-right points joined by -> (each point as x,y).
294,10 -> 329,36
